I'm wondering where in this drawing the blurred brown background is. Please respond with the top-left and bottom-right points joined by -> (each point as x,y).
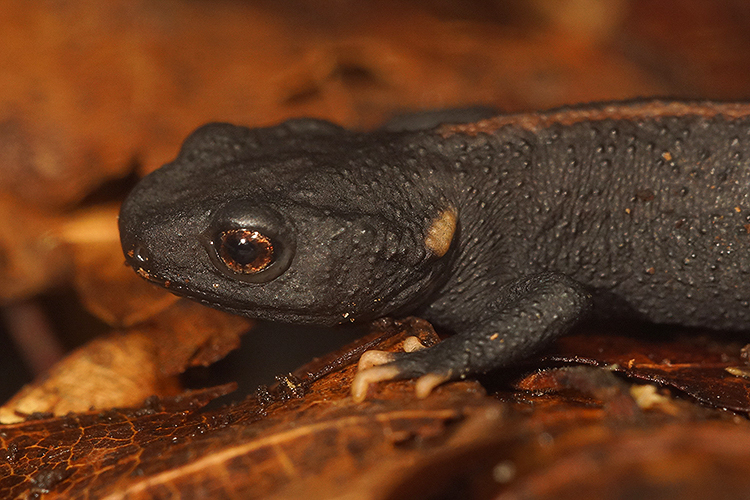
2,0 -> 750,403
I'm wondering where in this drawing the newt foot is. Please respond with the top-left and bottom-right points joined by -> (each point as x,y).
351,336 -> 449,402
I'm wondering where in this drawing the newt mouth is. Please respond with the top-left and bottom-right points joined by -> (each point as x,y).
125,260 -> 350,326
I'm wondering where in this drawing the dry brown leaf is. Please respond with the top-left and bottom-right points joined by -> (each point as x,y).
0,331 -> 179,424
542,330 -> 750,412
0,300 -> 250,424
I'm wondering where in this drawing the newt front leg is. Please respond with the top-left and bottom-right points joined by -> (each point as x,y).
352,272 -> 592,401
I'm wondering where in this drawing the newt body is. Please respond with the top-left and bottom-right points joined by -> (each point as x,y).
119,101 -> 750,397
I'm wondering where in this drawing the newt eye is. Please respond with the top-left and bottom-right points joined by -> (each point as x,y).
203,202 -> 295,283
218,229 -> 275,274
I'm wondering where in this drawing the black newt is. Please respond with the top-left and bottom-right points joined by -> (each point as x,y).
118,100 -> 750,400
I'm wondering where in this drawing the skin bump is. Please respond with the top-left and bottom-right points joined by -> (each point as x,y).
424,206 -> 458,257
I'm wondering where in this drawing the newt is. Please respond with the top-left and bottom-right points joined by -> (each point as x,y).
118,100 -> 750,400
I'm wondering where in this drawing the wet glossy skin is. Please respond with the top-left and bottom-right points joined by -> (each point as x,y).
119,101 -> 750,397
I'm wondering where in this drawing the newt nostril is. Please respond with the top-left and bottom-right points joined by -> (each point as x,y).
132,244 -> 150,264
124,242 -> 151,270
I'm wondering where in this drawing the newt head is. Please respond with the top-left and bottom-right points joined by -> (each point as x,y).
118,121 -> 458,326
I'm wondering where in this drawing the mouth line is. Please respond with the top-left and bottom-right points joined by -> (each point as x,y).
128,263 -> 346,325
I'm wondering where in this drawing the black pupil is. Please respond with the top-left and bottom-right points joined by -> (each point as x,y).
226,233 -> 259,265
219,229 -> 274,274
